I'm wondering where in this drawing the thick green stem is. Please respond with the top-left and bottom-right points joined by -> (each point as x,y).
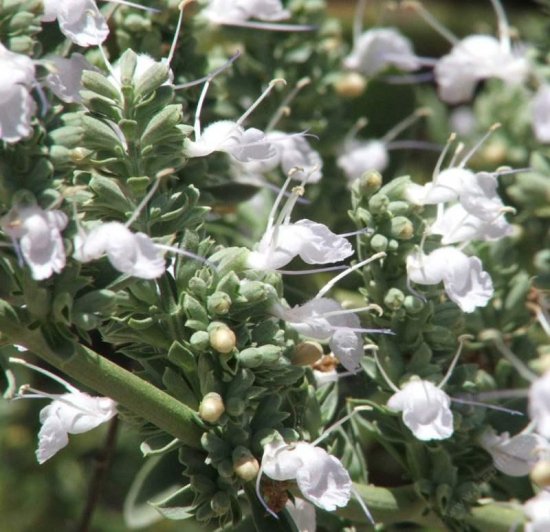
0,302 -> 202,449
340,483 -> 525,531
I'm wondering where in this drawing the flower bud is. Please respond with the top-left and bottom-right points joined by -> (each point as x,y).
530,460 -> 550,487
207,291 -> 232,315
217,459 -> 234,478
368,193 -> 389,214
384,288 -> 405,310
404,295 -> 425,315
226,397 -> 246,417
233,446 -> 260,481
211,491 -> 231,515
190,330 -> 210,351
292,341 -> 323,366
481,140 -> 507,165
209,324 -> 236,354
334,72 -> 367,98
237,345 -> 282,368
390,216 -> 414,240
199,392 -> 225,423
370,234 -> 388,253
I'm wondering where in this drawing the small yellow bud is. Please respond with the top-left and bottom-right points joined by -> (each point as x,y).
531,460 -> 550,487
481,141 -> 507,165
209,326 -> 236,354
199,392 -> 225,423
292,341 -> 324,366
334,72 -> 367,98
233,453 -> 260,481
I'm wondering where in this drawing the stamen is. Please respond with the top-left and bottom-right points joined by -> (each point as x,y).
372,348 -> 400,393
488,332 -> 538,383
265,175 -> 293,234
380,108 -> 430,144
266,77 -> 311,131
438,334 -> 472,389
2,367 -> 16,400
386,140 -> 442,153
255,462 -> 279,520
402,1 -> 460,45
344,117 -> 369,146
432,133 -> 456,180
351,486 -> 376,525
338,227 -> 373,238
174,51 -> 241,90
465,389 -> 528,401
488,0 -> 511,52
9,357 -> 80,394
321,304 -> 383,318
492,167 -> 532,177
312,405 -> 372,446
166,0 -> 192,66
315,252 -> 386,299
459,123 -> 501,168
450,397 -> 523,416
276,265 -> 348,275
353,0 -> 368,45
215,20 -> 317,32
236,78 -> 287,127
448,141 -> 464,169
154,244 -> 216,271
104,0 -> 161,13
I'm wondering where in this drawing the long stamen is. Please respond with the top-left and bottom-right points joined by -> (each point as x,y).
488,332 -> 538,383
351,486 -> 376,525
154,244 -> 216,270
104,0 -> 160,13
338,227 -> 373,238
166,0 -> 191,66
450,397 -> 523,416
488,0 -> 511,52
315,252 -> 386,299
386,140 -> 442,153
344,117 -> 368,146
276,265 -> 348,275
9,357 -> 79,394
312,405 -> 372,446
432,133 -> 456,180
448,141 -> 464,168
380,108 -> 430,144
255,462 -> 279,520
459,123 -> 501,168
402,1 -> 460,45
215,20 -> 316,32
266,77 -> 311,131
333,325 -> 394,335
353,0 -> 368,44
438,334 -> 471,389
321,304 -> 383,318
265,175 -> 293,235
174,51 -> 241,90
372,349 -> 400,393
236,78 -> 286,127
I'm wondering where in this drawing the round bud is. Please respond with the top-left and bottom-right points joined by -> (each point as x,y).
207,291 -> 231,315
482,141 -> 507,165
384,288 -> 405,310
390,216 -> 414,240
368,193 -> 389,214
370,234 -> 388,253
209,325 -> 236,354
70,147 -> 89,162
190,330 -> 210,350
334,72 -> 367,98
199,392 -> 225,423
233,446 -> 260,481
531,460 -> 550,487
226,397 -> 246,417
292,341 -> 323,366
359,171 -> 382,194
210,491 -> 231,516
404,295 -> 425,315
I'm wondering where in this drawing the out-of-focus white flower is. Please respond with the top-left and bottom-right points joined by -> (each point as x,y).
435,35 -> 529,104
479,427 -> 547,477
2,205 -> 68,281
272,298 -> 364,373
42,0 -> 109,47
9,357 -> 117,464
0,43 -> 36,143
387,379 -> 454,441
431,203 -> 513,245
449,106 -> 476,137
524,490 -> 550,532
74,221 -> 166,279
337,140 -> 389,181
285,497 -> 316,532
407,247 -> 494,312
261,436 -> 352,511
201,0 -> 290,25
44,53 -> 93,103
529,371 -> 550,439
344,28 -> 420,76
533,84 -> 550,143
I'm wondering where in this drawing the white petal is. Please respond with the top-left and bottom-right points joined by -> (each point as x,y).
262,439 -> 305,481
285,498 -> 316,532
524,491 -> 550,530
529,372 -> 550,439
36,414 -> 70,464
56,0 -> 109,47
44,53 -> 93,103
337,140 -> 388,181
329,328 -> 363,373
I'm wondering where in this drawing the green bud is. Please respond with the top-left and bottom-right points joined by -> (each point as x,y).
81,115 -> 125,151
81,70 -> 121,102
358,170 -> 382,195
232,446 -> 260,481
390,216 -> 414,240
384,288 -> 405,310
226,397 -> 246,417
370,234 -> 388,252
368,193 -> 389,214
404,295 -> 425,315
240,280 -> 274,302
211,492 -> 231,516
140,104 -> 183,147
118,49 -> 138,87
190,474 -> 217,494
207,292 -> 232,316
387,239 -> 399,251
135,62 -> 171,99
237,345 -> 282,368
188,277 -> 208,298
190,330 -> 210,350
209,324 -> 236,354
217,459 -> 234,478
388,201 -> 410,216
199,392 -> 225,423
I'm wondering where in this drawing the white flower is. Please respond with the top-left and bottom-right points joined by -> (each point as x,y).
337,140 -> 389,181
201,0 -> 290,25
272,298 -> 363,373
431,203 -> 513,245
406,247 -> 494,313
387,379 -> 454,441
9,357 -> 117,464
2,205 -> 68,281
37,391 -> 117,463
405,167 -> 471,206
42,0 -> 109,47
479,427 -> 547,477
74,221 -> 165,279
44,53 -> 93,103
0,43 -> 36,143
533,84 -> 550,143
344,28 -> 420,77
449,106 -> 476,137
524,490 -> 550,532
285,497 -> 316,532
262,437 -> 352,511
529,371 -> 550,439
435,35 -> 529,104
248,219 -> 353,272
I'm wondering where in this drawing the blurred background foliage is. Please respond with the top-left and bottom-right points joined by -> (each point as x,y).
0,0 -> 545,531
